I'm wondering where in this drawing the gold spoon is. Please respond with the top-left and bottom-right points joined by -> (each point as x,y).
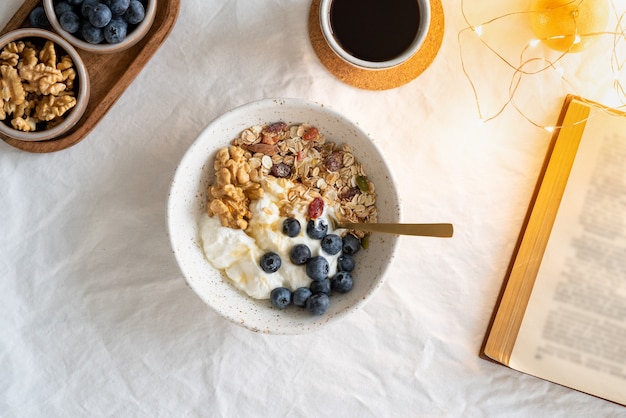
330,219 -> 454,238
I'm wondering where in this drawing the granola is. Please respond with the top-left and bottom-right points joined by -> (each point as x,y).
207,122 -> 378,238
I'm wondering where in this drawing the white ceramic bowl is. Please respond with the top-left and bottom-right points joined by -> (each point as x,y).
43,0 -> 156,54
167,98 -> 400,334
0,28 -> 89,142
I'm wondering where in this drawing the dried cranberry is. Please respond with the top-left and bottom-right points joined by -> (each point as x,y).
325,151 -> 343,172
264,121 -> 287,134
308,197 -> 324,219
270,162 -> 291,178
303,127 -> 319,141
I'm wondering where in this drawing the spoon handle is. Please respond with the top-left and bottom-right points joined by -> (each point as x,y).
338,222 -> 454,237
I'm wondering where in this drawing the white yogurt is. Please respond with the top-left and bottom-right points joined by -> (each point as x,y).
200,177 -> 343,299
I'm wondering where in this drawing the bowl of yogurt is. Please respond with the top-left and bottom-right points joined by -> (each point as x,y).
167,98 -> 400,334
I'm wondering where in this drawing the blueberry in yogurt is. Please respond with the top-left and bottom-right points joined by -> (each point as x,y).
282,217 -> 301,237
306,293 -> 330,316
306,256 -> 330,281
331,271 -> 354,293
342,233 -> 361,255
310,278 -> 331,295
321,234 -> 342,255
260,252 -> 281,273
337,254 -> 354,272
289,244 -> 311,266
293,287 -> 312,307
270,287 -> 292,309
306,219 -> 328,240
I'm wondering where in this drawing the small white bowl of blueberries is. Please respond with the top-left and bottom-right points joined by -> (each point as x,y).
167,98 -> 401,334
31,0 -> 156,53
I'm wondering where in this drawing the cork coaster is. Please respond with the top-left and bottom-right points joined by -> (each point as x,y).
308,0 -> 444,90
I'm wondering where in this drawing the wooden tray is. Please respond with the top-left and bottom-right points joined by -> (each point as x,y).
0,0 -> 180,153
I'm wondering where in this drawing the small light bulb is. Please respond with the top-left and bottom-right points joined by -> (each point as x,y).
473,25 -> 483,36
545,126 -> 555,133
529,39 -> 541,47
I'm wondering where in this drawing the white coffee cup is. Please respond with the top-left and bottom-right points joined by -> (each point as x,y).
319,0 -> 431,70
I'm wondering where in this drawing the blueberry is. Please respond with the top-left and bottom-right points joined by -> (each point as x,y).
59,11 -> 81,33
106,0 -> 130,15
289,244 -> 311,266
331,271 -> 353,293
337,254 -> 355,272
68,0 -> 85,5
81,0 -> 99,17
81,21 -> 104,44
306,256 -> 329,281
54,2 -> 74,18
320,234 -> 342,255
310,278 -> 331,295
104,18 -> 127,43
89,3 -> 112,27
282,217 -> 300,237
293,287 -> 312,307
29,6 -> 50,29
306,292 -> 330,315
306,219 -> 328,240
260,252 -> 281,273
342,233 -> 361,255
270,287 -> 291,309
124,0 -> 145,24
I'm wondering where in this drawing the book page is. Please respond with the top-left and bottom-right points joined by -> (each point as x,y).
509,107 -> 626,405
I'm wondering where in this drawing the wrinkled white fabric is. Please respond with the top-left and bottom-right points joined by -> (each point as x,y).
1,0 -> 624,416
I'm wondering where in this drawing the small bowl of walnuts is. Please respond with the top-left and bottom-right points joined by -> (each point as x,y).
0,28 -> 89,142
42,0 -> 156,54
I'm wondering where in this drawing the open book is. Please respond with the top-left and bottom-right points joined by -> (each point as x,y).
481,95 -> 626,406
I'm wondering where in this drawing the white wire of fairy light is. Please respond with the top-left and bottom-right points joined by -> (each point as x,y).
458,0 -> 626,131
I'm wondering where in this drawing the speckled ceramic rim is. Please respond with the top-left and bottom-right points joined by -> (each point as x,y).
43,0 -> 156,54
0,28 -> 89,142
167,98 -> 401,334
319,0 -> 431,70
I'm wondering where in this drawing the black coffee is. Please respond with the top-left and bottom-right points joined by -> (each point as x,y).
330,0 -> 420,63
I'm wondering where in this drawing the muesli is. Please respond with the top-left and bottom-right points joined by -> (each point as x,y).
200,122 -> 378,315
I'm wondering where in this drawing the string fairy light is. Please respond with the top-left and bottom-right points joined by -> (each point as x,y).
458,0 -> 626,130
